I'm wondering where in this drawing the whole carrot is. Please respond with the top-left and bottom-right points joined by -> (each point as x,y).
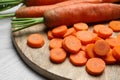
11,3 -> 120,32
44,3 -> 120,28
11,0 -> 104,18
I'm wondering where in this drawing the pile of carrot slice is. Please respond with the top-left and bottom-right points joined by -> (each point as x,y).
47,20 -> 120,75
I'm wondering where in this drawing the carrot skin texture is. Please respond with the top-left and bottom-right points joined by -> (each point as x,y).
44,3 -> 120,28
16,0 -> 102,18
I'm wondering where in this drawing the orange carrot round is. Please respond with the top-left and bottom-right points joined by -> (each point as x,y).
112,46 -> 120,61
73,22 -> 88,31
117,34 -> 120,40
49,38 -> 63,49
75,31 -> 94,44
103,49 -> 116,64
94,40 -> 110,56
97,27 -> 113,38
109,21 -> 120,32
52,25 -> 67,38
50,48 -> 67,63
93,24 -> 106,33
27,34 -> 44,48
63,28 -> 76,37
47,30 -> 54,40
70,51 -> 87,66
105,37 -> 120,48
85,44 -> 96,58
62,35 -> 81,54
86,58 -> 106,75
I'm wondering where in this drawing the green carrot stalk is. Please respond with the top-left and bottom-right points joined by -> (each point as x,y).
11,17 -> 44,32
0,13 -> 15,18
0,0 -> 23,11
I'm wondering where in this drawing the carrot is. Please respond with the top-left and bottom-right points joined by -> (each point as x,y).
12,3 -> 120,32
52,25 -> 67,38
75,31 -> 95,45
70,51 -> 87,66
63,28 -> 76,37
47,30 -> 54,40
94,40 -> 110,56
49,38 -> 63,49
62,35 -> 81,54
81,45 -> 86,51
103,49 -> 116,64
27,34 -> 44,48
105,37 -> 120,48
86,58 -> 106,75
50,48 -> 67,63
112,46 -> 120,61
44,3 -> 120,28
109,20 -> 120,32
97,27 -> 113,39
15,0 -> 104,18
73,23 -> 88,31
93,24 -> 106,33
25,0 -> 67,6
85,44 -> 96,58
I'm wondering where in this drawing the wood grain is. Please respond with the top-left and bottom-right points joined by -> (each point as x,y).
12,23 -> 120,80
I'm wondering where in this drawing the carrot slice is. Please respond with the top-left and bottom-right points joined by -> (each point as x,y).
47,30 -> 54,40
109,21 -> 120,32
85,44 -> 96,58
52,25 -> 67,38
93,24 -> 106,33
94,40 -> 110,56
73,22 -> 88,31
62,35 -> 81,54
112,46 -> 120,61
70,51 -> 87,66
75,31 -> 94,45
49,38 -> 63,49
86,58 -> 106,75
50,48 -> 67,63
103,49 -> 116,64
27,34 -> 44,48
98,27 -> 113,39
105,37 -> 120,48
81,45 -> 86,51
63,27 -> 76,37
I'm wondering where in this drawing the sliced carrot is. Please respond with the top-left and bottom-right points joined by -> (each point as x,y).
91,33 -> 98,43
27,34 -> 44,48
63,27 -> 76,37
73,22 -> 88,31
105,37 -> 120,48
85,44 -> 96,58
70,51 -> 87,66
93,24 -> 106,33
49,38 -> 63,49
112,46 -> 120,61
75,31 -> 95,45
109,21 -> 120,32
52,25 -> 67,38
50,48 -> 67,63
81,45 -> 86,51
97,27 -> 113,39
93,36 -> 103,42
94,40 -> 110,56
47,30 -> 54,40
86,58 -> 106,75
62,35 -> 81,54
103,49 -> 116,64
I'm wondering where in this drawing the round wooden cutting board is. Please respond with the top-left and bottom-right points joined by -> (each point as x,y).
12,23 -> 120,80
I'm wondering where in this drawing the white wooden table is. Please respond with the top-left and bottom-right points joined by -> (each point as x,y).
0,18 -> 47,80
